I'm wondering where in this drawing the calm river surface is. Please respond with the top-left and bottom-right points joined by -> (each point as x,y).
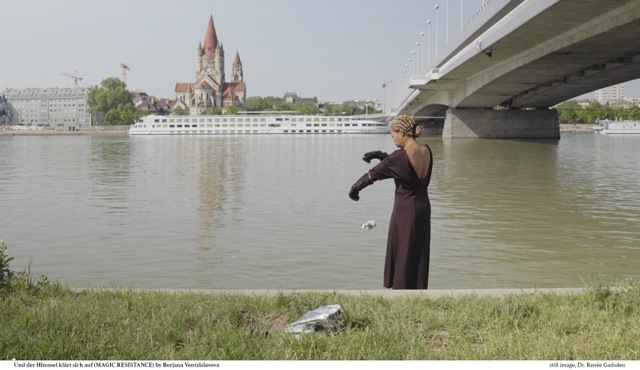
1,132 -> 639,290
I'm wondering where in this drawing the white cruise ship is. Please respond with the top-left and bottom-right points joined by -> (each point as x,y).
129,114 -> 389,135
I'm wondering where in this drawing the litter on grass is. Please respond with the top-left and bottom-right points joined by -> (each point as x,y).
285,304 -> 344,335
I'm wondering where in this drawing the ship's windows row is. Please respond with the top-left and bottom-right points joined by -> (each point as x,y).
150,116 -> 375,124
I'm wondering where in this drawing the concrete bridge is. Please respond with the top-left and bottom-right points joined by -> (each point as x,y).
393,0 -> 640,138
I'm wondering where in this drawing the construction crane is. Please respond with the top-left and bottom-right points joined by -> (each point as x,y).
59,70 -> 83,88
121,63 -> 130,84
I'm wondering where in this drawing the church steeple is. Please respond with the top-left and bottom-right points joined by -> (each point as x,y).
175,15 -> 246,114
202,15 -> 218,57
232,51 -> 243,82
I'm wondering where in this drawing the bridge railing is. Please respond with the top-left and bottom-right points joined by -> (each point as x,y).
390,0 -> 499,114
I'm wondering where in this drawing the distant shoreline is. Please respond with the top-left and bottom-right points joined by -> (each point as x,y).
0,126 -> 129,136
0,123 -> 595,136
559,123 -> 595,132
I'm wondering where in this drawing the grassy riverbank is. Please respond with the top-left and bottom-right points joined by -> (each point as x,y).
4,284 -> 640,360
2,244 -> 639,360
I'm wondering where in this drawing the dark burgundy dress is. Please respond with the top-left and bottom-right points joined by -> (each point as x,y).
368,145 -> 433,289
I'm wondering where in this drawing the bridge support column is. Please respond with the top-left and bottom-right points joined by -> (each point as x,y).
442,109 -> 560,139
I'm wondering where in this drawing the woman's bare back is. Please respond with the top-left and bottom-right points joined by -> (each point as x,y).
404,143 -> 431,180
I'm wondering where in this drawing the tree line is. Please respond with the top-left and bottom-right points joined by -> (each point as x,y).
87,78 -> 381,125
246,96 -> 381,116
555,100 -> 640,124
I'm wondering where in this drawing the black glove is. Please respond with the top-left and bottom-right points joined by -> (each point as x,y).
362,151 -> 389,163
349,173 -> 373,201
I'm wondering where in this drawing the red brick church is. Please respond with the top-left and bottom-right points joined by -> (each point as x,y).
173,15 -> 247,114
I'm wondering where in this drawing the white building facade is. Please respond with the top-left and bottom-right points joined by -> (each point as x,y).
2,87 -> 92,126
594,84 -> 625,104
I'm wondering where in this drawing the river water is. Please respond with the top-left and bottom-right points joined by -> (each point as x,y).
1,132 -> 639,290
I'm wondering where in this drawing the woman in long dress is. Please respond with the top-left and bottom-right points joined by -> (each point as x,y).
349,115 -> 433,289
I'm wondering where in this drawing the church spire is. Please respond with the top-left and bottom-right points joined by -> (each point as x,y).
232,51 -> 243,82
202,15 -> 218,57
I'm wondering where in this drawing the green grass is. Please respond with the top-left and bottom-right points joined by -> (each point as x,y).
2,282 -> 640,360
2,242 -> 639,360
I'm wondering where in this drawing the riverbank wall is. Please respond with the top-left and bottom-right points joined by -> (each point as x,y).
0,125 -> 129,135
560,123 -> 596,133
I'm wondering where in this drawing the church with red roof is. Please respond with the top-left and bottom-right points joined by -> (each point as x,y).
173,15 -> 246,114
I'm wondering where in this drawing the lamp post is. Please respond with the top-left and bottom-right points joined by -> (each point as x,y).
416,42 -> 420,75
434,3 -> 440,57
446,0 -> 449,43
404,66 -> 408,89
411,51 -> 416,78
461,0 -> 463,30
420,33 -> 424,74
393,87 -> 399,113
426,19 -> 431,67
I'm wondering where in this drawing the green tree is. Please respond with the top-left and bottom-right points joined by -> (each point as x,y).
201,107 -> 222,115
121,110 -> 136,125
297,103 -> 318,115
626,106 -> 640,120
246,97 -> 264,111
224,106 -> 239,115
104,110 -> 121,125
580,101 -> 611,124
87,78 -> 136,125
556,100 -> 582,124
556,99 -> 640,123
322,103 -> 340,116
323,103 -> 363,116
172,107 -> 188,115
610,100 -> 634,120
257,96 -> 287,111
246,95 -> 324,113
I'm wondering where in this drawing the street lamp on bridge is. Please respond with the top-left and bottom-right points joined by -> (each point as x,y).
404,65 -> 409,89
420,32 -> 424,74
434,3 -> 440,57
446,0 -> 449,43
411,50 -> 416,77
416,42 -> 420,75
426,19 -> 431,68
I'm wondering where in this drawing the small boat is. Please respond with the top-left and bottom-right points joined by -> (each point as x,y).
596,120 -> 640,134
129,114 -> 389,135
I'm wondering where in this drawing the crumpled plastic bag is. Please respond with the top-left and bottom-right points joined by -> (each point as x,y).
362,220 -> 376,230
285,304 -> 344,335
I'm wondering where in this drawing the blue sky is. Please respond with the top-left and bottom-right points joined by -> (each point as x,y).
1,0 -> 638,104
